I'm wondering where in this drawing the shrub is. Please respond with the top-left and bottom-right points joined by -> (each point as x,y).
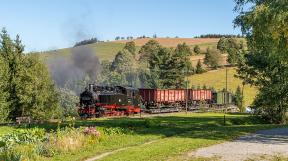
0,128 -> 46,150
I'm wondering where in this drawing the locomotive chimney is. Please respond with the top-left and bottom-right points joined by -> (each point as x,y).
89,84 -> 94,91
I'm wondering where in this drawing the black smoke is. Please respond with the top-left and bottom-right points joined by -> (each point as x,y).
46,46 -> 101,94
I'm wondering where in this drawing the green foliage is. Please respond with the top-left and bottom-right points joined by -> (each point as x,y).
102,71 -> 128,86
202,84 -> 207,89
0,127 -> 91,160
123,41 -> 136,56
195,60 -> 205,74
139,40 -> 161,61
57,88 -> 79,117
175,43 -> 192,56
20,54 -> 61,120
149,47 -> 187,88
111,49 -> 134,73
100,47 -> 142,87
217,37 -> 227,53
204,48 -> 221,69
0,57 -> 9,122
234,86 -> 244,112
196,34 -> 243,38
145,42 -> 193,88
73,37 -> 98,47
0,128 -> 46,151
110,49 -> 141,86
234,0 -> 288,123
0,29 -> 23,119
217,37 -> 244,65
193,45 -> 201,55
0,29 -> 61,121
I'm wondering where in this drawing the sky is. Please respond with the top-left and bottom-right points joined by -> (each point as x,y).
0,0 -> 241,52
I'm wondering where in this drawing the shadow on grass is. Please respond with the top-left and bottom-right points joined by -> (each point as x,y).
13,113 -> 286,142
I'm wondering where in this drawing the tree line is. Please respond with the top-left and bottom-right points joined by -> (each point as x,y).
195,34 -> 244,38
73,38 -> 103,47
100,37 -> 245,88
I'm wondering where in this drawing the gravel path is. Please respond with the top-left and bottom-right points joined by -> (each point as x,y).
189,128 -> 288,161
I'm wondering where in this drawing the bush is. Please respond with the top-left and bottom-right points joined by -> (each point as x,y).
0,128 -> 46,150
204,48 -> 221,69
0,128 -> 46,161
1,144 -> 40,161
0,126 -> 103,160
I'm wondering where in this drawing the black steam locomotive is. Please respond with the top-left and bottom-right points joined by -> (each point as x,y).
78,84 -> 141,118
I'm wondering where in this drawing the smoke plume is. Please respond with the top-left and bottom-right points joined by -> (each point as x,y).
46,46 -> 101,94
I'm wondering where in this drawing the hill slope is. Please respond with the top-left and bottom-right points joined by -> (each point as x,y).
189,67 -> 257,107
40,38 -> 220,61
115,38 -> 219,48
40,42 -> 128,61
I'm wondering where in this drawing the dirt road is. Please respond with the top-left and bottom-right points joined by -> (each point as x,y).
190,128 -> 288,161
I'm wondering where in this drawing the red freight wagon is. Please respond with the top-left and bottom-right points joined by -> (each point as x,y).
139,88 -> 156,102
139,89 -> 185,103
188,89 -> 212,101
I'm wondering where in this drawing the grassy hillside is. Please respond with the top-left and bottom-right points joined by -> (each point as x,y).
40,38 -> 220,61
190,54 -> 228,66
188,67 -> 258,107
40,42 -> 129,61
116,38 -> 220,55
115,38 -> 219,47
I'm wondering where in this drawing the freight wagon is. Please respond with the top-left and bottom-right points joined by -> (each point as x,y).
139,88 -> 213,113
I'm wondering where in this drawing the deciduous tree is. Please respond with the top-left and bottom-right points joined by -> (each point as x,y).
234,0 -> 288,123
123,41 -> 136,57
234,86 -> 244,112
139,40 -> 161,61
193,45 -> 201,55
195,60 -> 205,74
204,48 -> 221,69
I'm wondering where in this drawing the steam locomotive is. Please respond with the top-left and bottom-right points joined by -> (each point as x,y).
78,84 -> 235,118
78,85 -> 141,118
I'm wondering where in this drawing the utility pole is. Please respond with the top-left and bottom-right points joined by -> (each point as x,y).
224,65 -> 228,125
226,66 -> 228,105
185,72 -> 188,114
185,55 -> 188,114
